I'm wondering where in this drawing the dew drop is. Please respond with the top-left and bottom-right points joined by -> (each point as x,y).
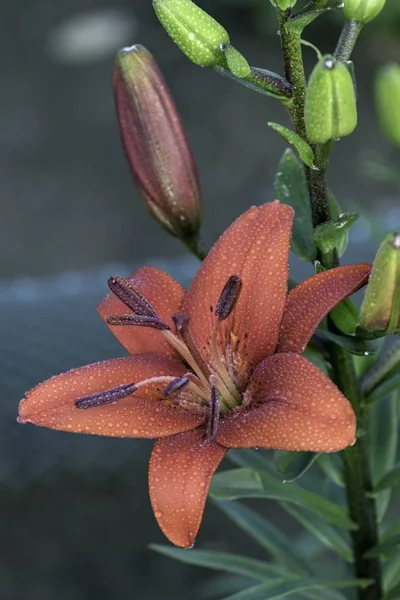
154,510 -> 163,518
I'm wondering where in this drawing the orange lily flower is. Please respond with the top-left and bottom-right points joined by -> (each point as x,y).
19,201 -> 370,548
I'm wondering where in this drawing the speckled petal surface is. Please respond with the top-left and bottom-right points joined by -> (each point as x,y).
216,353 -> 356,452
149,428 -> 227,548
183,202 -> 293,379
97,266 -> 185,356
19,354 -> 204,438
278,264 -> 371,354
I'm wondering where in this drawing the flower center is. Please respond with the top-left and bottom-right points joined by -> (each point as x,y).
85,275 -> 245,421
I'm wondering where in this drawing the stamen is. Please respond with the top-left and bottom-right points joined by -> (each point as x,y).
107,314 -> 170,330
75,382 -> 137,409
215,275 -> 242,321
108,276 -> 158,317
207,385 -> 220,440
164,376 -> 190,396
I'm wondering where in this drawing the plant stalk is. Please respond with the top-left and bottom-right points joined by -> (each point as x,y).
278,8 -> 382,598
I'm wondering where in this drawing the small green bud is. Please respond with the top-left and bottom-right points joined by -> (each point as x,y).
359,233 -> 400,335
114,45 -> 202,240
375,63 -> 400,147
270,0 -> 297,9
221,44 -> 251,79
304,55 -> 357,144
153,0 -> 229,68
343,0 -> 386,24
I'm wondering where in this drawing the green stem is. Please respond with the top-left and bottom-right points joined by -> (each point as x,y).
334,20 -> 364,62
278,7 -> 382,598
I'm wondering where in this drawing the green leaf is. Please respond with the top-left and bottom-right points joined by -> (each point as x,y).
313,213 -> 359,254
268,123 -> 316,169
210,468 -> 263,495
229,449 -> 280,479
367,373 -> 400,404
370,391 -> 398,521
317,453 -> 345,487
214,500 -> 313,576
211,468 -> 357,530
317,329 -> 379,356
330,297 -> 359,335
274,451 -> 319,483
222,44 -> 251,78
221,578 -> 373,600
214,66 -> 290,101
364,534 -> 400,558
150,545 -> 289,582
274,149 -> 317,262
327,189 -> 348,257
383,582 -> 400,600
285,8 -> 333,34
384,552 -> 400,592
375,463 -> 400,491
281,503 -> 353,562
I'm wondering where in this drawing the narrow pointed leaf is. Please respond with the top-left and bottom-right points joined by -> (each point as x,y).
384,552 -> 400,592
368,373 -> 400,404
370,391 -> 398,521
313,213 -> 359,254
317,453 -> 345,487
214,500 -> 313,576
222,578 -> 373,600
364,534 -> 400,558
327,189 -> 348,257
274,451 -> 319,483
375,463 -> 400,491
211,468 -> 357,530
281,503 -> 353,562
330,297 -> 360,335
383,582 -> 400,600
274,149 -> 317,262
318,329 -> 378,356
150,545 -> 289,581
214,66 -> 292,101
285,8 -> 336,33
268,123 -> 316,169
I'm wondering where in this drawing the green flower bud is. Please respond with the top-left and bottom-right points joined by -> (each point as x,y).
375,63 -> 400,147
269,0 -> 297,9
113,45 -> 202,240
304,55 -> 357,144
359,233 -> 400,335
343,0 -> 386,24
153,0 -> 229,68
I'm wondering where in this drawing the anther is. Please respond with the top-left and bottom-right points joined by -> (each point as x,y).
207,385 -> 220,440
75,382 -> 137,409
164,376 -> 190,396
108,276 -> 158,318
215,275 -> 242,321
107,314 -> 170,330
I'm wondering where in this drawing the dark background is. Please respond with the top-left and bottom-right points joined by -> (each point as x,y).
1,1 -> 400,599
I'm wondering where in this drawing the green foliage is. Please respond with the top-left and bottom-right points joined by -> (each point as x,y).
274,149 -> 317,261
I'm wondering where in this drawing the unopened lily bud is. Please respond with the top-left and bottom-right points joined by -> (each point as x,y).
375,63 -> 400,147
305,55 -> 357,144
270,0 -> 297,9
359,233 -> 400,335
343,0 -> 386,24
153,0 -> 229,68
114,45 -> 202,239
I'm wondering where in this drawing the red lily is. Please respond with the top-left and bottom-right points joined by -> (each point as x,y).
19,201 -> 370,548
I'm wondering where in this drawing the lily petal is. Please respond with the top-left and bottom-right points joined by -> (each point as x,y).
149,428 -> 227,548
19,354 -> 204,438
278,264 -> 371,354
184,202 -> 293,377
98,266 -> 185,356
217,353 -> 355,452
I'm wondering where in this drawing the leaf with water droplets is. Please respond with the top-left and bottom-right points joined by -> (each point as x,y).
268,122 -> 317,169
274,149 -> 317,262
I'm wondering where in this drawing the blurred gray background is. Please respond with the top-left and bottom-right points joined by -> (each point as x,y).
1,1 -> 400,599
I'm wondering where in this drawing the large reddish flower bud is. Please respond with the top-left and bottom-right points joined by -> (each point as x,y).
114,45 -> 202,241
